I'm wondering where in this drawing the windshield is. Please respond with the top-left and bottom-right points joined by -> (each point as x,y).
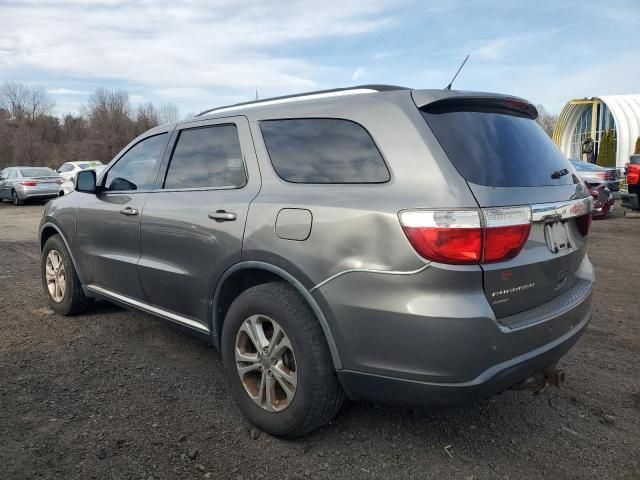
421,108 -> 577,187
19,167 -> 57,178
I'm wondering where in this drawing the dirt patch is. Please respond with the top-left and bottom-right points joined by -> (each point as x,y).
1,201 -> 639,479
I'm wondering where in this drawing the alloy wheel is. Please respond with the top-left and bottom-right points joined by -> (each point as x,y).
235,315 -> 297,412
45,250 -> 66,303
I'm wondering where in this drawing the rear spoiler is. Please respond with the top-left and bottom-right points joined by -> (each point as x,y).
411,90 -> 538,120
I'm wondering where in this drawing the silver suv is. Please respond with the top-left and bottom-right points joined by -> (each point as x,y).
39,86 -> 594,438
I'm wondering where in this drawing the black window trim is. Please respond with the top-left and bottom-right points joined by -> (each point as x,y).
258,117 -> 392,185
100,131 -> 171,195
159,122 -> 249,193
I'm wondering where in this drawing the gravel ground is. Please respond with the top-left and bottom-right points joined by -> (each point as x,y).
1,201 -> 639,480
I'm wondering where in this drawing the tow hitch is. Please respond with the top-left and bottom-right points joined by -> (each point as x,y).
513,365 -> 566,392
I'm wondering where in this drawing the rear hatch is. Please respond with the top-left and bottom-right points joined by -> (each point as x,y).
414,93 -> 592,320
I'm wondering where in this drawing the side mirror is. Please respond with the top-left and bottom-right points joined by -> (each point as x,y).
76,170 -> 97,193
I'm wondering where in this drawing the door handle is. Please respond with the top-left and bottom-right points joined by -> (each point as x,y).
208,211 -> 237,222
119,207 -> 139,216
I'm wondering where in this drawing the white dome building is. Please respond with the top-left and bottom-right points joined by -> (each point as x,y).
552,94 -> 640,168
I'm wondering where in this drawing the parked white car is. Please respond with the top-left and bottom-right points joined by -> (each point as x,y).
57,162 -> 105,196
57,161 -> 104,181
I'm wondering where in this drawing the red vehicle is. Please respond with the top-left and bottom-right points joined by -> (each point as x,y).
621,155 -> 640,211
589,185 -> 614,219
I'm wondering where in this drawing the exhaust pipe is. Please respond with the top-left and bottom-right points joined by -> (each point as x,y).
513,365 -> 565,392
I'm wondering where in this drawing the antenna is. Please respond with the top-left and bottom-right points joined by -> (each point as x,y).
444,54 -> 470,90
255,86 -> 259,100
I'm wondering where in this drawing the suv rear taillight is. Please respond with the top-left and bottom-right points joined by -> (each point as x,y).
482,207 -> 531,262
400,210 -> 482,264
399,206 -> 531,265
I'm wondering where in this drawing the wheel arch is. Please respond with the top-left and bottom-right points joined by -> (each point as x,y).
40,224 -> 60,252
212,261 -> 342,369
39,222 -> 86,285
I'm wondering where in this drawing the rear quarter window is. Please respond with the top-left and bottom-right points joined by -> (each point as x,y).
260,118 -> 390,183
421,108 -> 576,187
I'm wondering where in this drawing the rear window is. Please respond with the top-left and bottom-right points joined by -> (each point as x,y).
421,108 -> 575,187
20,167 -> 56,177
260,118 -> 390,183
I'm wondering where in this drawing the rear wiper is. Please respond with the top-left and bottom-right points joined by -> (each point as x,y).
551,168 -> 569,179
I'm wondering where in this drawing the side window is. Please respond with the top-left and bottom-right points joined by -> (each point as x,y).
104,134 -> 168,191
58,163 -> 73,173
164,124 -> 246,189
7,169 -> 17,180
260,118 -> 390,183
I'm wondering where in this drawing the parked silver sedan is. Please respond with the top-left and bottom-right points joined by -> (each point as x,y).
0,166 -> 63,205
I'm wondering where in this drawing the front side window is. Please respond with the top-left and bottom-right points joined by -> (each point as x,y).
58,163 -> 73,173
260,118 -> 390,183
104,134 -> 168,191
164,124 -> 246,189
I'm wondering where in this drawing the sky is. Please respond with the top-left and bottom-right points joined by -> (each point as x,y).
1,0 -> 639,117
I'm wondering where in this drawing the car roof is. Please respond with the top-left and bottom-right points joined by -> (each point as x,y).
13,166 -> 55,169
188,85 -> 536,123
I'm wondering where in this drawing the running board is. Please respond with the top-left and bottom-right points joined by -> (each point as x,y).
86,284 -> 210,334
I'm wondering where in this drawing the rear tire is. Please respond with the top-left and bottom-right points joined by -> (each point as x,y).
41,234 -> 92,315
12,190 -> 24,206
221,282 -> 344,438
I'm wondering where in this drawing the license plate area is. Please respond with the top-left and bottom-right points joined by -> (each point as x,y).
544,221 -> 573,254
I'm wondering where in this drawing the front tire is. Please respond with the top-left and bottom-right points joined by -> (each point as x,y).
221,282 -> 344,438
41,234 -> 92,315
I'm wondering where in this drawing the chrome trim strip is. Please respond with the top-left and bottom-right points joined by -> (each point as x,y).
531,197 -> 592,223
310,264 -> 430,292
202,89 -> 377,116
87,284 -> 210,333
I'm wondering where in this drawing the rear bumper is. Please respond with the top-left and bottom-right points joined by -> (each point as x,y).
337,303 -> 590,406
17,185 -> 59,200
315,256 -> 594,406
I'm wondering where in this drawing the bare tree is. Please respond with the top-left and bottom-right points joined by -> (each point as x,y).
536,104 -> 558,138
0,82 -> 54,124
0,81 -> 29,122
25,85 -> 55,124
135,102 -> 160,134
0,83 -> 187,167
159,103 -> 179,124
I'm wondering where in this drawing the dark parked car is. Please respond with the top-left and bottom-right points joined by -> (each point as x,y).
570,159 -> 621,191
38,86 -> 594,437
0,166 -> 63,205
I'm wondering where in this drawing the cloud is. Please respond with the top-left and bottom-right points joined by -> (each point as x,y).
469,38 -> 509,61
47,88 -> 89,95
0,0 -> 398,110
351,66 -> 366,81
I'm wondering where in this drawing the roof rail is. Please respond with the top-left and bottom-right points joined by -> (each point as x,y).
195,84 -> 408,117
